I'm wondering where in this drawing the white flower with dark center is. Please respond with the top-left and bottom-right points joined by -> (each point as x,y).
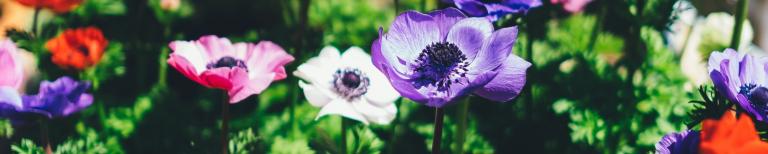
294,46 -> 400,124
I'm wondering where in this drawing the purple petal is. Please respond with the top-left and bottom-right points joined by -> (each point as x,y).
63,93 -> 93,116
710,70 -> 737,102
0,87 -> 22,117
737,94 -> 763,121
381,10 -> 440,74
655,130 -> 699,154
446,18 -> 493,62
427,7 -> 468,40
452,0 -> 487,17
371,30 -> 387,72
468,26 -> 519,75
381,65 -> 429,104
473,54 -> 530,102
502,0 -> 543,9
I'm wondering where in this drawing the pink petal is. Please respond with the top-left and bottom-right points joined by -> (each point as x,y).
245,41 -> 294,80
0,39 -> 23,89
198,35 -> 237,60
168,54 -> 209,87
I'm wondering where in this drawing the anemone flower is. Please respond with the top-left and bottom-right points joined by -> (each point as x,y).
168,35 -> 293,154
0,77 -> 93,120
443,0 -> 542,22
700,111 -> 768,153
0,39 -> 24,90
295,46 -> 400,125
550,0 -> 592,13
167,35 -> 294,103
372,8 -> 530,107
45,27 -> 108,70
372,8 -> 529,153
655,130 -> 700,154
15,0 -> 83,13
708,49 -> 768,123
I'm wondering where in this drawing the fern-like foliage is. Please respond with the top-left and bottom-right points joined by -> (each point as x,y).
687,86 -> 733,128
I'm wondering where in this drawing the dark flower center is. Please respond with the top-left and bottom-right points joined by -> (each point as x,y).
740,84 -> 768,113
77,46 -> 90,56
412,42 -> 469,90
748,87 -> 768,106
207,56 -> 248,70
333,68 -> 370,100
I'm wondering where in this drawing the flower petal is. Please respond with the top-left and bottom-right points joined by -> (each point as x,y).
452,0 -> 487,17
427,7 -> 468,40
371,36 -> 387,72
197,35 -> 236,60
468,26 -> 518,74
0,39 -> 23,89
0,86 -> 23,117
294,47 -> 339,89
446,17 -> 493,62
473,54 -> 530,102
382,65 -> 429,104
316,99 -> 369,124
168,54 -> 209,87
352,99 -> 397,125
244,41 -> 295,81
381,10 -> 440,74
298,81 -> 333,107
169,40 -> 209,76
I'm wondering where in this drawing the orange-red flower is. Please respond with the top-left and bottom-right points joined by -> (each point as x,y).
45,27 -> 108,70
700,110 -> 768,154
15,0 -> 83,13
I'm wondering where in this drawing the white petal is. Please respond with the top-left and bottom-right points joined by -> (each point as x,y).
339,47 -> 371,68
352,99 -> 396,125
316,99 -> 369,124
0,87 -> 22,108
170,41 -> 210,75
294,57 -> 336,88
299,81 -> 334,107
339,47 -> 400,106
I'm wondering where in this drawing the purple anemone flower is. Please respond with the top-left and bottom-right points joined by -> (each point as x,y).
655,130 -> 700,154
372,8 -> 530,107
443,0 -> 542,22
0,77 -> 93,121
708,49 -> 768,122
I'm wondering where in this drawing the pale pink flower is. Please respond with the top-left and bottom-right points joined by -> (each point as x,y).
168,35 -> 294,103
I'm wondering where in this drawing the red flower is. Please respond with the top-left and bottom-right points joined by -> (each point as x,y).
15,0 -> 83,13
700,110 -> 768,154
45,27 -> 108,70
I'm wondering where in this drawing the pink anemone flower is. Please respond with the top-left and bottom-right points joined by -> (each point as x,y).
167,35 -> 294,103
0,39 -> 23,89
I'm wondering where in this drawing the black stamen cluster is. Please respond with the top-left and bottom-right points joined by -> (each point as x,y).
207,56 -> 248,71
413,42 -> 469,90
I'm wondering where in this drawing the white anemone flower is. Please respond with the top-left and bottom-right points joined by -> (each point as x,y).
294,46 -> 400,124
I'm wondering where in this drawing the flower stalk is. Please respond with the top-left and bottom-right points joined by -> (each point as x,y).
432,107 -> 444,154
730,0 -> 749,50
221,92 -> 230,154
454,97 -> 470,153
40,119 -> 52,154
31,7 -> 41,37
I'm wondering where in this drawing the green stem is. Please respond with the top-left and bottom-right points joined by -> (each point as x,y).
341,118 -> 349,154
387,98 -> 404,154
432,107 -> 445,154
31,7 -> 41,37
454,97 -> 470,153
221,93 -> 230,154
394,0 -> 400,15
730,0 -> 750,50
39,119 -> 51,154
